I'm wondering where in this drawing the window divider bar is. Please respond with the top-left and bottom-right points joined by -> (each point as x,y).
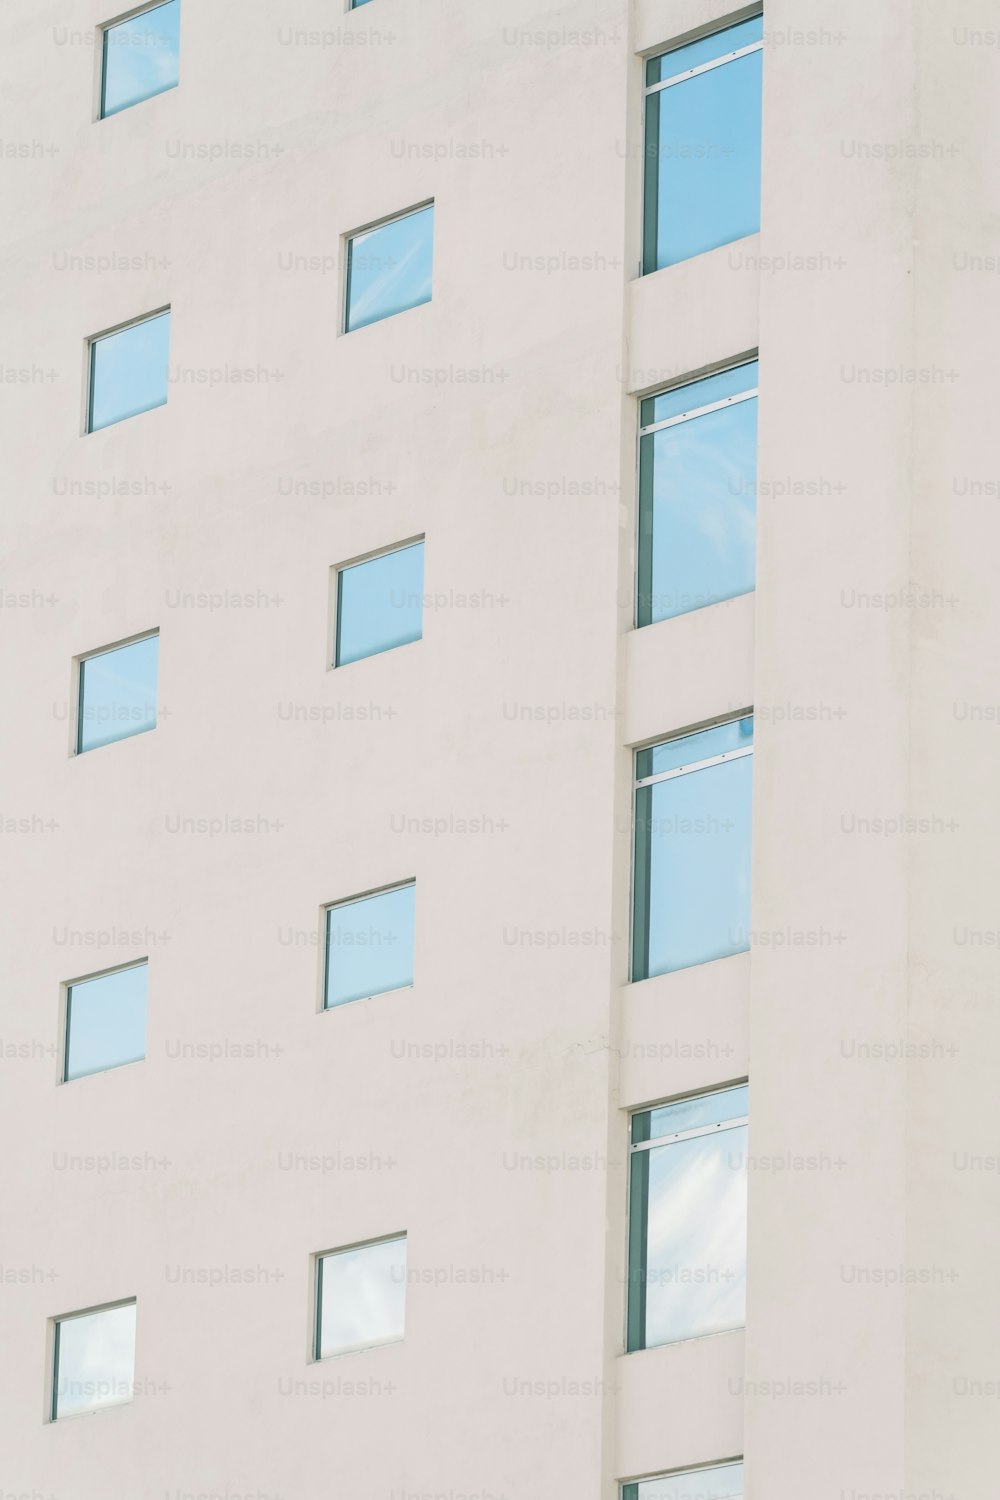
635,743 -> 754,790
644,39 -> 763,96
639,387 -> 758,438
631,1115 -> 749,1153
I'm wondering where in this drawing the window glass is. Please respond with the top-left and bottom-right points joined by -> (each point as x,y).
316,1236 -> 407,1358
53,1302 -> 136,1419
77,634 -> 159,754
644,18 -> 762,270
638,363 -> 757,624
102,0 -> 180,118
346,206 -> 434,332
628,1094 -> 747,1351
89,311 -> 170,432
624,1461 -> 745,1500
633,1084 -> 749,1144
336,542 -> 424,667
65,962 -> 148,1081
633,718 -> 753,978
325,884 -> 415,1009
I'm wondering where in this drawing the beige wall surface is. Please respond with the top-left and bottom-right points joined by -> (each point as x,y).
1,1 -> 997,1497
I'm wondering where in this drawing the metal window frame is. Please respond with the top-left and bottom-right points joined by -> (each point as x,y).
331,534 -> 426,670
313,1232 -> 407,1362
99,0 -> 180,121
50,1296 -> 137,1422
342,199 -> 435,336
626,1087 -> 749,1352
645,36 -> 763,96
629,715 -> 753,984
318,878 -> 416,1013
62,956 -> 149,1085
634,358 -> 758,629
622,1458 -> 745,1500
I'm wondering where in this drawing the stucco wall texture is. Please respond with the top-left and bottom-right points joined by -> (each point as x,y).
2,1 -> 998,1497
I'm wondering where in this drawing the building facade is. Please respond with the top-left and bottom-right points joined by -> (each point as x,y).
2,1 -> 999,1497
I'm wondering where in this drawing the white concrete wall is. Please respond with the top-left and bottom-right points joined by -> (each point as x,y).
1,0 -> 997,1497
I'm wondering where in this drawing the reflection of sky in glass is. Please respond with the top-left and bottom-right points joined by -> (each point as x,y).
102,0 -> 180,118
89,311 -> 170,432
642,362 -> 757,428
346,206 -> 434,332
54,1302 -> 136,1419
645,25 -> 761,269
318,1237 -> 406,1358
78,635 -> 159,754
351,0 -> 375,7
644,1122 -> 747,1346
640,399 -> 757,623
644,754 -> 753,974
325,884 -> 415,1009
634,1461 -> 744,1500
65,963 -> 147,1081
337,543 -> 424,666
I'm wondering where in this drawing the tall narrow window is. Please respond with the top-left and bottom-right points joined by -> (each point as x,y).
101,0 -> 180,119
623,1461 -> 745,1500
64,961 -> 148,1081
323,882 -> 416,1010
76,633 -> 159,754
632,716 -> 753,980
627,1087 -> 748,1351
88,310 -> 170,432
345,204 -> 434,332
315,1235 -> 407,1359
637,360 -> 758,625
51,1300 -> 137,1420
643,15 -> 763,271
335,540 -> 425,667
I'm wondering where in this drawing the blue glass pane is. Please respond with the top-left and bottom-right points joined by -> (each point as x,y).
78,635 -> 159,754
639,393 -> 757,623
643,1122 -> 747,1345
646,16 -> 763,85
102,0 -> 180,118
640,1084 -> 748,1143
641,359 -> 757,428
646,47 -> 761,268
351,0 -> 376,7
318,1237 -> 407,1358
636,1462 -> 744,1500
65,963 -> 148,1081
337,543 -> 424,666
53,1303 -> 136,1419
638,717 -> 752,780
346,206 -> 434,332
325,884 -> 415,1009
89,312 -> 170,432
643,753 -> 753,974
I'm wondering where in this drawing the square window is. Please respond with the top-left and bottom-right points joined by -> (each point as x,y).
88,310 -> 170,433
627,1088 -> 747,1351
335,541 -> 424,667
52,1300 -> 137,1420
623,1461 -> 745,1500
64,961 -> 148,1082
315,1235 -> 407,1359
345,205 -> 434,332
638,360 -> 758,625
324,883 -> 415,1010
101,0 -> 180,119
632,716 -> 753,979
77,633 -> 159,755
643,16 -> 762,271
